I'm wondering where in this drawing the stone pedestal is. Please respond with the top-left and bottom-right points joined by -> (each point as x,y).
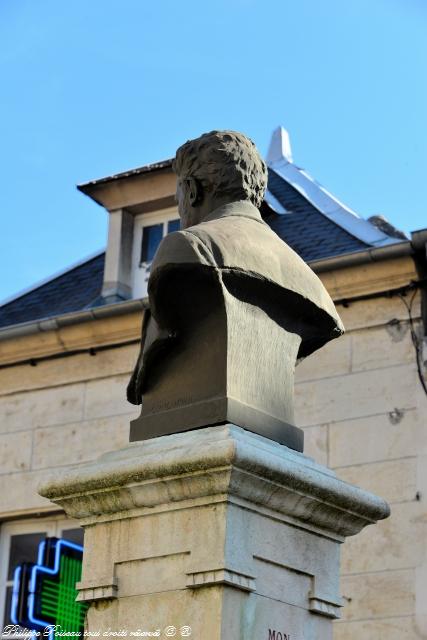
39,426 -> 389,640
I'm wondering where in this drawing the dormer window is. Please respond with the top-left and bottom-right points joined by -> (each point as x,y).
132,207 -> 180,298
140,218 -> 180,265
140,223 -> 163,264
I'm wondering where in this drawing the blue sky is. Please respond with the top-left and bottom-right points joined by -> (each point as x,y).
0,0 -> 425,302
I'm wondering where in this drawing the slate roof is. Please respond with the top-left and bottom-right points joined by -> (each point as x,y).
0,167 -> 396,329
263,168 -> 368,261
0,253 -> 105,328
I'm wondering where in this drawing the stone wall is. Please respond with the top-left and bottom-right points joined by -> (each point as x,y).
0,344 -> 140,517
295,294 -> 427,639
0,292 -> 426,638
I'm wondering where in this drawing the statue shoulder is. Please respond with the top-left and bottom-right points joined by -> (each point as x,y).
151,229 -> 216,273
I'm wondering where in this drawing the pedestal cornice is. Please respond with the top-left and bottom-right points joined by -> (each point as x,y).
39,424 -> 389,539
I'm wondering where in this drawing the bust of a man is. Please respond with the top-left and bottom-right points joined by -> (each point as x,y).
128,130 -> 343,451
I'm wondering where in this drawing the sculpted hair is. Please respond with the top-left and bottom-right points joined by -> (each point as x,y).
173,130 -> 268,209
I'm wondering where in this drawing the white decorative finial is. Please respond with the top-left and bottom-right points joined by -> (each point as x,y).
266,126 -> 293,166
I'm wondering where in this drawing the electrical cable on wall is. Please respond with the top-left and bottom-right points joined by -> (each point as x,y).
399,289 -> 427,396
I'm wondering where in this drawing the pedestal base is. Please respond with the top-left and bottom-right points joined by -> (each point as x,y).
39,425 -> 389,640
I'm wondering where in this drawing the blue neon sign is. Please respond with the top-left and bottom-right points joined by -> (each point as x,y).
11,537 -> 88,640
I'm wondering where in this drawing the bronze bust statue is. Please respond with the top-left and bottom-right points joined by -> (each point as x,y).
127,130 -> 344,451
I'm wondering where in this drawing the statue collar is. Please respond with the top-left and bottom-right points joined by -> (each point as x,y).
202,200 -> 264,224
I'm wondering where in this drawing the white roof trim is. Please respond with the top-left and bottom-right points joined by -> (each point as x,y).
266,126 -> 293,164
0,249 -> 105,308
266,127 -> 398,247
264,189 -> 289,214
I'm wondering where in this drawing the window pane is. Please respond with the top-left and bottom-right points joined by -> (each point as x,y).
7,532 -> 46,580
3,587 -> 30,640
60,528 -> 84,546
4,585 -> 13,626
167,219 -> 180,233
140,224 -> 163,263
4,585 -> 31,633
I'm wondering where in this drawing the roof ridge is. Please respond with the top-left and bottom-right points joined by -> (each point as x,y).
269,162 -> 398,247
266,126 -> 400,248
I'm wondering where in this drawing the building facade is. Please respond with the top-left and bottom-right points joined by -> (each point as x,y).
0,128 -> 426,639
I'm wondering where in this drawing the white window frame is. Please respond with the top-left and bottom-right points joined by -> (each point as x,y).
0,516 -> 82,640
132,207 -> 180,299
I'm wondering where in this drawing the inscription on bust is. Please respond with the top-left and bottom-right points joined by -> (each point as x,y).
268,631 -> 291,640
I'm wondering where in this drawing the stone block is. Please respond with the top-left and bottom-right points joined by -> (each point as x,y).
295,364 -> 417,427
0,329 -> 64,366
116,553 -> 189,597
57,313 -> 141,352
32,415 -> 130,470
0,344 -> 139,396
80,520 -> 122,580
336,458 -> 416,504
351,324 -> 413,372
333,616 -> 421,640
106,588 -> 333,639
320,257 -> 418,320
0,430 -> 32,473
84,374 -> 138,420
295,334 -> 351,383
0,468 -> 60,517
127,504 -> 228,571
303,424 -> 328,466
415,377 -> 427,412
414,452 -> 427,637
341,503 -> 422,574
340,569 -> 414,621
0,311 -> 141,366
337,294 -> 419,331
111,590 -> 223,640
0,383 -> 85,434
329,410 -> 421,468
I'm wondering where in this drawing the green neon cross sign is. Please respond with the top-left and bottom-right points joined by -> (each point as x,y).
12,537 -> 89,639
